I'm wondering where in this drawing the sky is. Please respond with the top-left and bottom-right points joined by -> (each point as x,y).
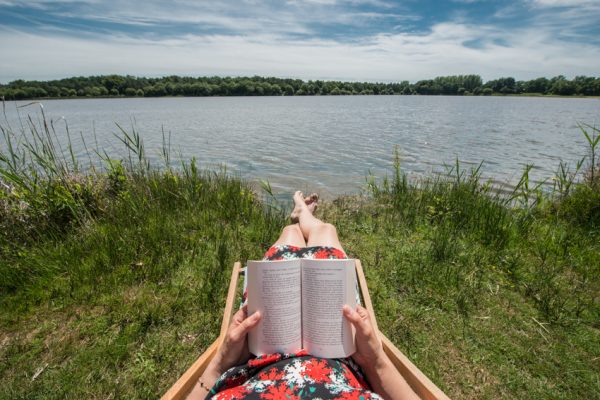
0,0 -> 599,83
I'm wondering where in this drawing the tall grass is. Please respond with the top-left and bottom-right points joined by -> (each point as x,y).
361,131 -> 599,326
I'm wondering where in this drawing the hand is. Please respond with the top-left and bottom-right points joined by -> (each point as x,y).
343,304 -> 386,372
192,306 -> 261,398
209,306 -> 261,376
343,305 -> 420,400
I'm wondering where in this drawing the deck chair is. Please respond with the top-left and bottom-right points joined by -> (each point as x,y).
162,261 -> 450,400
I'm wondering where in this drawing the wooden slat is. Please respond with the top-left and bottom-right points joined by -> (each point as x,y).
381,335 -> 450,400
354,259 -> 379,333
219,261 -> 242,343
161,262 -> 241,400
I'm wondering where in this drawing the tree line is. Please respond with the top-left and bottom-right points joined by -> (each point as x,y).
1,74 -> 599,100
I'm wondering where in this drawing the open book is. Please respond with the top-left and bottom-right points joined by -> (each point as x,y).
247,258 -> 357,359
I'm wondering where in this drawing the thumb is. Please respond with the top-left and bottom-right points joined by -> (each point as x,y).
229,311 -> 261,341
343,305 -> 373,336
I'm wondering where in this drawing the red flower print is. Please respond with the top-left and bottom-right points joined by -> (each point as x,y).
260,382 -> 299,400
258,367 -> 285,381
249,353 -> 282,368
263,245 -> 305,261
330,248 -> 347,259
294,349 -> 308,357
340,364 -> 362,388
214,384 -> 250,400
264,246 -> 280,259
313,248 -> 331,259
304,358 -> 333,384
226,373 -> 250,388
337,389 -> 374,400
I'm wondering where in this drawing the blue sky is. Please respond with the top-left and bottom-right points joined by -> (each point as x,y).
0,0 -> 599,83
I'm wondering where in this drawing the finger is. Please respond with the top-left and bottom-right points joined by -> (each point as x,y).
343,304 -> 361,323
343,305 -> 372,336
229,311 -> 261,342
231,307 -> 248,326
230,311 -> 261,340
343,304 -> 370,322
343,305 -> 367,328
355,305 -> 370,320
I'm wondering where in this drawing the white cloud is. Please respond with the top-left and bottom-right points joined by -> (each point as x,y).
0,0 -> 100,9
531,0 -> 599,6
1,21 -> 598,83
287,0 -> 338,4
0,0 -> 598,82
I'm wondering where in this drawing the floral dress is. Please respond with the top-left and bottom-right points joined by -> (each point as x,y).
262,245 -> 347,261
209,353 -> 379,399
207,245 -> 380,399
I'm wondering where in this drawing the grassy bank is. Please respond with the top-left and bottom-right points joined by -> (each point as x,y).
0,116 -> 599,399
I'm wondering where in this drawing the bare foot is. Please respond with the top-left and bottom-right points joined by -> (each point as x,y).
305,192 -> 319,214
290,191 -> 311,223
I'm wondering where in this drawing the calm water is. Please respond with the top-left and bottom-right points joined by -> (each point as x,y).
2,96 -> 599,198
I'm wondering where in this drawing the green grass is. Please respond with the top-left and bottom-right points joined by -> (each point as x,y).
0,114 -> 599,399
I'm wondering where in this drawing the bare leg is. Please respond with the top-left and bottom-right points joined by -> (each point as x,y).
291,191 -> 345,251
272,194 -> 319,248
291,192 -> 319,223
272,223 -> 306,247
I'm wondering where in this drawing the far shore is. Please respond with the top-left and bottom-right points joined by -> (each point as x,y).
3,93 -> 600,102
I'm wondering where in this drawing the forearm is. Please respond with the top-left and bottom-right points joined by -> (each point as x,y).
362,354 -> 420,400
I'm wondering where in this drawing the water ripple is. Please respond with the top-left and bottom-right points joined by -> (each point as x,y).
2,96 -> 598,197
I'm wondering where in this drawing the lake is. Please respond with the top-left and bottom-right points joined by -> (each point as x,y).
2,96 -> 599,198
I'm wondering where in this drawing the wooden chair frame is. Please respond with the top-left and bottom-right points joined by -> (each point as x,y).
162,261 -> 450,400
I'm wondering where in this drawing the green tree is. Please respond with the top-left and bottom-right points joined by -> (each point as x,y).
46,86 -> 60,97
550,79 -> 577,95
282,84 -> 294,96
485,77 -> 515,94
523,77 -> 549,94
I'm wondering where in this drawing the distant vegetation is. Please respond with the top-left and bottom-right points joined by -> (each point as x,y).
1,74 -> 599,100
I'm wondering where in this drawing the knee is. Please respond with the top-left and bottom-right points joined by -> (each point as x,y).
318,223 -> 337,234
282,224 -> 300,235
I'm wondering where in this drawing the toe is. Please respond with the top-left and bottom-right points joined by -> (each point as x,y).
304,193 -> 319,205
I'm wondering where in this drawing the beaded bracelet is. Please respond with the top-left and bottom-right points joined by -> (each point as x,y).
198,380 -> 210,393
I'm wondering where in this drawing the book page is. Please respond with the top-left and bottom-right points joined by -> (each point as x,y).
247,260 -> 302,355
301,259 -> 357,358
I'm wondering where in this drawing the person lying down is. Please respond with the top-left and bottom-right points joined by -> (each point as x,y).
187,191 -> 419,400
